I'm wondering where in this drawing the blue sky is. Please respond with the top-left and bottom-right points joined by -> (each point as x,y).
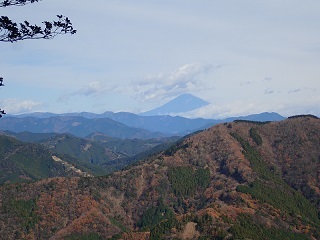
0,0 -> 319,118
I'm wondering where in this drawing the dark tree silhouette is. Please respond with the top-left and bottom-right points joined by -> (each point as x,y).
0,15 -> 76,42
0,109 -> 5,118
0,0 -> 76,42
1,0 -> 41,7
0,0 -> 76,117
0,77 -> 4,118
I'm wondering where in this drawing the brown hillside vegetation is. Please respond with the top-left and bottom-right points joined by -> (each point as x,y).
0,116 -> 319,239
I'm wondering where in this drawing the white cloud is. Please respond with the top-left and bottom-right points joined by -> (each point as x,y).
58,80 -> 124,103
180,102 -> 260,119
2,98 -> 43,114
135,63 -> 215,103
74,81 -> 108,96
181,92 -> 320,119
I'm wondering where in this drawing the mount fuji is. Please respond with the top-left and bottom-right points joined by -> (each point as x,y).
140,94 -> 209,116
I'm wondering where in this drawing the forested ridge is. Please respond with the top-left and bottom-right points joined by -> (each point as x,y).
0,115 -> 319,239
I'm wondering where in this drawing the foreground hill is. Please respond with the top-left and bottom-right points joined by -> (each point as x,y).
0,115 -> 319,239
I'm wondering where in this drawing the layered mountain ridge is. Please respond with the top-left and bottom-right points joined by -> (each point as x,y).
4,94 -> 285,137
2,111 -> 285,138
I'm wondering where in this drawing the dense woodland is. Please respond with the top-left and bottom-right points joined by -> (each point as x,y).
0,131 -> 179,183
0,115 -> 319,239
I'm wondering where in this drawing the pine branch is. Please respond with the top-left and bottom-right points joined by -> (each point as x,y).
0,15 -> 76,42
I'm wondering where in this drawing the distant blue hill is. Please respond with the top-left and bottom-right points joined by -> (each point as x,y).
101,112 -> 214,134
13,111 -> 101,119
0,116 -> 168,139
5,111 -> 286,138
225,112 -> 285,122
140,93 -> 209,116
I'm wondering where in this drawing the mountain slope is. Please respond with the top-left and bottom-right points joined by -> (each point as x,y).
41,133 -> 179,175
2,131 -> 59,143
40,133 -> 124,176
0,131 -> 179,181
0,115 -> 319,239
0,135 -> 89,184
140,93 -> 209,116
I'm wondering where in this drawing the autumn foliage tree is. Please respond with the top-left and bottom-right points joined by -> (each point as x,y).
0,0 -> 76,117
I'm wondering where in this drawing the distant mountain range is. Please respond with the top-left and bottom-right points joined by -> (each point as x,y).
140,93 -> 209,116
0,116 -> 168,139
1,112 -> 285,139
2,94 -> 286,138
